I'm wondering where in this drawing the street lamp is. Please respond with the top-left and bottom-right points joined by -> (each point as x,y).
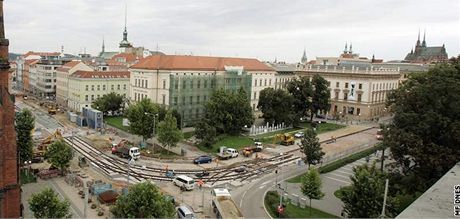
144,112 -> 159,136
24,160 -> 32,179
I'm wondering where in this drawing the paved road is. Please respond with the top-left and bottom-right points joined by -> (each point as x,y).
15,101 -> 63,132
235,129 -> 383,218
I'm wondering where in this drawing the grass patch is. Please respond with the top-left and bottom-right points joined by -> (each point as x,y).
105,116 -> 131,133
20,169 -> 36,184
334,186 -> 351,199
265,191 -> 338,218
183,131 -> 195,140
141,144 -> 182,159
197,134 -> 254,153
287,145 -> 380,183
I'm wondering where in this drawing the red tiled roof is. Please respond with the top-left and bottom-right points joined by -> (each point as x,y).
131,55 -> 274,71
111,53 -> 141,63
70,70 -> 130,79
56,61 -> 83,72
24,59 -> 39,65
106,59 -> 124,66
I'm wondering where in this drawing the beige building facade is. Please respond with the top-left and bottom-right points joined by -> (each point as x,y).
296,65 -> 400,121
56,61 -> 93,106
129,55 -> 295,125
67,71 -> 130,112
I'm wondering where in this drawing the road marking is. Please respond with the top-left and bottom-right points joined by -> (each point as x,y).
259,185 -> 265,189
341,166 -> 353,171
324,176 -> 350,184
327,172 -> 350,179
261,180 -> 272,186
335,169 -> 352,175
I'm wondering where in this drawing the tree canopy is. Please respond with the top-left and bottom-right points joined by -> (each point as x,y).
28,188 -> 72,218
257,87 -> 296,125
203,87 -> 254,135
340,164 -> 397,218
385,62 -> 460,188
15,109 -> 35,163
287,76 -> 313,121
111,181 -> 175,218
195,119 -> 217,148
311,74 -> 331,121
91,92 -> 125,114
45,139 -> 73,173
124,98 -> 160,141
299,129 -> 325,167
301,167 -> 324,216
157,111 -> 183,154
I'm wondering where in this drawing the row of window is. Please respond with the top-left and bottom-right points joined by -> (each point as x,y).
372,82 -> 397,91
135,78 -> 148,88
133,93 -> 167,105
173,95 -> 208,105
85,84 -> 126,91
174,79 -> 214,90
85,93 -> 126,101
332,82 -> 363,89
334,92 -> 363,102
253,77 -> 293,87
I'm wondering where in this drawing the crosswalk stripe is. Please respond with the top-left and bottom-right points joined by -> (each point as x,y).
335,169 -> 353,175
328,172 -> 350,179
324,176 -> 350,184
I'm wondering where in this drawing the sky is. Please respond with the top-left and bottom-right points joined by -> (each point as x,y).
5,0 -> 460,62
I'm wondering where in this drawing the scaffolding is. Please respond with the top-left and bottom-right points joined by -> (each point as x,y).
169,70 -> 252,126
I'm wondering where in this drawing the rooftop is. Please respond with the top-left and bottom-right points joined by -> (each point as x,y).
70,70 -> 130,79
131,55 -> 274,72
396,161 -> 460,218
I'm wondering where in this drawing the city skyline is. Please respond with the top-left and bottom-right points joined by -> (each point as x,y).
6,0 -> 460,62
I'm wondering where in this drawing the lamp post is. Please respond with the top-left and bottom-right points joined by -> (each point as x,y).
144,112 -> 159,150
127,157 -> 134,187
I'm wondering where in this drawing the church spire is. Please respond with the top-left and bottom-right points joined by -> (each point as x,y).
119,2 -> 132,50
416,29 -> 421,47
344,42 -> 348,54
301,47 -> 307,63
349,42 -> 353,54
422,29 -> 426,47
102,36 -> 105,53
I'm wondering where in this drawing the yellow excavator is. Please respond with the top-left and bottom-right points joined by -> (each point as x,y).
37,129 -> 62,151
273,133 -> 295,146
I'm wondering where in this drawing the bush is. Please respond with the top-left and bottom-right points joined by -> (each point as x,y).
91,203 -> 97,209
265,191 -> 281,217
319,146 -> 379,174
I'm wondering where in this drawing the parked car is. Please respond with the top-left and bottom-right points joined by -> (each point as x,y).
195,170 -> 210,178
234,165 -> 248,173
294,132 -> 305,138
177,205 -> 196,219
193,155 -> 212,164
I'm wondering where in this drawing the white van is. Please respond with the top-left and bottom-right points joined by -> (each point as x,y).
226,148 -> 239,158
173,175 -> 195,191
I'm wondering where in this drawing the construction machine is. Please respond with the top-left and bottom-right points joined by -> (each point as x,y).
37,129 -> 62,151
273,133 -> 295,146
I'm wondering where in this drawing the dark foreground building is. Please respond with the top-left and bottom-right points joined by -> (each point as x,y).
0,0 -> 21,217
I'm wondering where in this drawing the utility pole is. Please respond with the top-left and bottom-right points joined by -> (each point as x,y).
83,182 -> 88,218
380,179 -> 389,218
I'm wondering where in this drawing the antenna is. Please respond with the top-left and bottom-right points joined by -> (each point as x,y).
124,1 -> 127,31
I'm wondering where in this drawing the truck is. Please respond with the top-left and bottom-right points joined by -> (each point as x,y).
273,133 -> 295,146
211,188 -> 244,219
242,143 -> 263,157
217,146 -> 239,160
111,144 -> 140,160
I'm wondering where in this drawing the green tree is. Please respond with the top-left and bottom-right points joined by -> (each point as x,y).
111,181 -> 175,218
158,106 -> 182,129
91,92 -> 125,114
28,188 -> 72,218
203,88 -> 254,135
257,87 -> 296,125
124,98 -> 160,141
385,62 -> 460,189
195,119 -> 217,148
45,140 -> 73,173
310,74 -> 331,121
157,111 -> 183,154
299,129 -> 325,167
287,76 -> 313,122
15,109 -> 35,164
301,167 -> 324,216
340,164 -> 398,218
